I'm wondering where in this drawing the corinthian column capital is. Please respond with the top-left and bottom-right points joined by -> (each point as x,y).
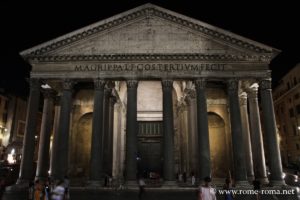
247,83 -> 259,99
227,79 -> 239,91
194,78 -> 206,89
94,78 -> 106,90
239,92 -> 248,106
62,79 -> 75,90
126,79 -> 138,89
161,79 -> 173,88
259,79 -> 272,91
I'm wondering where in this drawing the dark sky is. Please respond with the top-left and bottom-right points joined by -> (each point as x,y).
0,1 -> 299,96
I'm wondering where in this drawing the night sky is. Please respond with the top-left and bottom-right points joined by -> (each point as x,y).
0,1 -> 299,96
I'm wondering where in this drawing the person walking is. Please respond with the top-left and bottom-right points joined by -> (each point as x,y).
64,176 -> 70,200
198,177 -> 216,200
223,178 -> 234,200
34,180 -> 43,200
191,172 -> 196,186
50,181 -> 65,200
138,177 -> 146,200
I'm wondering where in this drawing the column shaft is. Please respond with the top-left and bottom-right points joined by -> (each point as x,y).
51,80 -> 73,181
227,79 -> 248,183
195,79 -> 211,180
248,87 -> 268,183
107,96 -> 116,176
36,90 -> 55,180
89,79 -> 105,182
162,80 -> 175,182
239,92 -> 254,180
18,79 -> 41,183
260,79 -> 284,185
125,80 -> 138,181
186,92 -> 197,175
102,88 -> 111,175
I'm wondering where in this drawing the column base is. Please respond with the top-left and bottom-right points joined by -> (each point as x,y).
258,177 -> 269,185
235,180 -> 251,189
247,176 -> 255,182
269,180 -> 286,187
15,178 -> 30,187
86,180 -> 104,187
34,176 -> 48,182
5,179 -> 29,191
126,180 -> 138,188
162,180 -> 177,188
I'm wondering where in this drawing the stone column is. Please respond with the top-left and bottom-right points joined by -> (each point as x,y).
89,79 -> 106,185
248,85 -> 268,183
17,78 -> 41,185
49,96 -> 61,174
259,79 -> 284,185
51,79 -> 74,181
185,90 -> 197,175
102,87 -> 111,175
125,80 -> 138,183
239,92 -> 254,181
227,79 -> 248,185
194,79 -> 211,181
107,96 -> 117,176
35,89 -> 55,181
162,79 -> 175,184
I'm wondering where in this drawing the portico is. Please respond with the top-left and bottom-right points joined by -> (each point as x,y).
17,3 -> 284,187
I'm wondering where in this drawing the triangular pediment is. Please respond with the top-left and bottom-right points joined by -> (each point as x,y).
20,3 -> 279,60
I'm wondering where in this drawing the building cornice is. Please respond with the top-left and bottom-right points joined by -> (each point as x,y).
27,53 -> 272,63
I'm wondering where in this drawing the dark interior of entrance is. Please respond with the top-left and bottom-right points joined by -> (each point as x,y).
137,121 -> 163,178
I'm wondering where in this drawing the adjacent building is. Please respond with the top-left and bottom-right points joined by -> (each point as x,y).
0,89 -> 42,164
273,63 -> 300,167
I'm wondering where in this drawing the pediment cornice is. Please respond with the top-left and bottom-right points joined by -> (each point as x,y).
27,53 -> 272,63
21,4 -> 279,58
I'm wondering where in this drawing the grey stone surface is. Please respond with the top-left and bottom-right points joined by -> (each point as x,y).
125,80 -> 138,181
260,79 -> 284,185
195,78 -> 211,180
248,86 -> 268,183
51,79 -> 74,180
89,79 -> 105,181
35,89 -> 55,180
162,80 -> 175,182
227,79 -> 248,183
17,79 -> 41,184
239,92 -> 254,181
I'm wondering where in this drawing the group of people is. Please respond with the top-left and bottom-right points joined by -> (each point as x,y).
177,171 -> 196,185
28,176 -> 69,200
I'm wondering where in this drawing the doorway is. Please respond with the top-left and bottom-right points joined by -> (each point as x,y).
137,121 -> 163,178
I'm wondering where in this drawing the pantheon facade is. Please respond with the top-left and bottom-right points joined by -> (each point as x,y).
17,4 -> 284,186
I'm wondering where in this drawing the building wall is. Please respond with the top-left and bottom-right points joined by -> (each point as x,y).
273,63 -> 300,166
0,94 -> 9,146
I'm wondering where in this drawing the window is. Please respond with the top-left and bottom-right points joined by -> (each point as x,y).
2,113 -> 7,124
283,125 -> 287,134
294,77 -> 297,86
297,143 -> 300,150
4,100 -> 8,110
289,108 -> 295,117
294,125 -> 298,136
289,98 -> 292,103
295,93 -> 300,100
297,104 -> 300,114
287,82 -> 291,90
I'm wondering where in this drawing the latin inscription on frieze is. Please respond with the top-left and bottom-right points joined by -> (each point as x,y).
74,63 -> 226,72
